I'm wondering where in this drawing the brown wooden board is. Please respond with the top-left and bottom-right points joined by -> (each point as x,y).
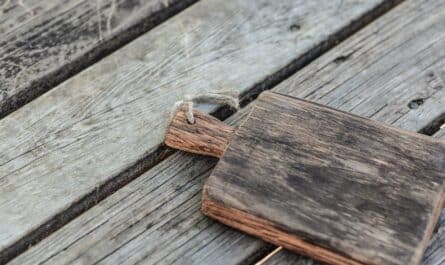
202,91 -> 445,265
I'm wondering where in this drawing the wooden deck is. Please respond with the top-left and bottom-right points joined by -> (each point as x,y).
0,0 -> 444,264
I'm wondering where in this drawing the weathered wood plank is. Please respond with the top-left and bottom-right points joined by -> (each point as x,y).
273,0 -> 445,134
9,0 -> 445,263
0,0 -> 394,262
261,249 -> 316,265
259,0 -> 445,262
165,106 -> 236,158
263,129 -> 445,265
421,127 -> 445,265
0,0 -> 197,118
9,109 -> 265,265
204,91 -> 445,265
423,223 -> 445,264
13,93 -> 444,265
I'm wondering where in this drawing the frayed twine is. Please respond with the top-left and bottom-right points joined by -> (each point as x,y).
170,92 -> 240,124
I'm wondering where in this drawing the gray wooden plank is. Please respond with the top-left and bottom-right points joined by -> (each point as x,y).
9,0 -> 445,264
435,127 -> 445,139
259,249 -> 316,265
0,0 -> 394,262
422,127 -> 445,265
0,0 -> 197,118
9,109 -> 267,265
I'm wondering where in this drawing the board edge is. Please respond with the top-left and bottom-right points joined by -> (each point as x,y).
201,187 -> 370,265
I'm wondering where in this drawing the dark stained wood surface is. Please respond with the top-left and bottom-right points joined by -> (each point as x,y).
203,91 -> 445,265
0,0 -> 197,118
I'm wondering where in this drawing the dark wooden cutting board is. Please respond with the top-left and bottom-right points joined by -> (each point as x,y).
165,91 -> 445,265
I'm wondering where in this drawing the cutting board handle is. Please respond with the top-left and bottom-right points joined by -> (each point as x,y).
165,105 -> 235,158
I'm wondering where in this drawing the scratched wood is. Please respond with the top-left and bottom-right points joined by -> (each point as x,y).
7,0 -> 445,264
0,0 -> 197,118
0,0 -> 393,262
263,129 -> 445,265
257,0 -> 445,262
11,97 -> 445,265
10,0 -> 445,260
203,91 -> 445,265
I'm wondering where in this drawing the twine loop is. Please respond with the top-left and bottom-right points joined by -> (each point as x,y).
171,92 -> 239,124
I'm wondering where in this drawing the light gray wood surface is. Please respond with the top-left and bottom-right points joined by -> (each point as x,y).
0,0 -> 392,262
10,0 -> 445,263
419,221 -> 445,265
10,109 -> 265,265
0,0 -> 198,118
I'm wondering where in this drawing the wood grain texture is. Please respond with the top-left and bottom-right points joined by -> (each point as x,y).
258,0 -> 445,262
262,249 -> 318,265
203,92 -> 445,265
165,106 -> 235,158
12,87 -> 445,265
0,0 -> 390,261
264,129 -> 445,265
423,212 -> 445,265
9,110 -> 266,265
0,0 -> 198,118
272,0 -> 445,134
9,0 -> 445,264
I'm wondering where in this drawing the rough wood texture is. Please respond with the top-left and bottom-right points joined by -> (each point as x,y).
165,106 -> 234,158
264,129 -> 445,265
203,92 -> 445,265
0,0 -> 198,119
273,0 -> 445,135
0,0 -> 391,262
12,93 -> 445,265
9,0 -> 445,264
257,0 -> 445,262
423,214 -> 445,265
10,110 -> 266,265
262,249 -> 317,265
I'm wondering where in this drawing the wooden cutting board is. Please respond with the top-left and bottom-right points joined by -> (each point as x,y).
165,91 -> 445,265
